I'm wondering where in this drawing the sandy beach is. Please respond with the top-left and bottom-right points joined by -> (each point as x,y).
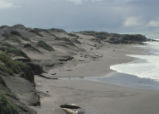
0,25 -> 157,114
48,44 -> 145,78
33,44 -> 159,114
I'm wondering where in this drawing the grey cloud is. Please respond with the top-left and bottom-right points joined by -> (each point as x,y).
0,0 -> 158,34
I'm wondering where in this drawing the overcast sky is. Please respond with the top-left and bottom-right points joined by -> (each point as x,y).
0,0 -> 159,34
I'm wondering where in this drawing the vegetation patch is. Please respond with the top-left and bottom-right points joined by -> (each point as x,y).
30,29 -> 44,37
24,43 -> 41,53
80,31 -> 109,40
37,41 -> 54,51
0,52 -> 33,81
0,52 -> 25,74
2,32 -> 21,43
10,30 -> 30,41
0,76 -> 7,87
0,94 -> 18,114
80,31 -> 147,44
0,42 -> 29,58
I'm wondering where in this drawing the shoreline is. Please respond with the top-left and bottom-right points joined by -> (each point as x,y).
33,43 -> 159,114
86,72 -> 159,90
48,43 -> 145,78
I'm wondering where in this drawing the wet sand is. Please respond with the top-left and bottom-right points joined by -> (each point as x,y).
35,79 -> 159,114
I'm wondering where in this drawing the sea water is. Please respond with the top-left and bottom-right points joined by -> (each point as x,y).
110,41 -> 159,81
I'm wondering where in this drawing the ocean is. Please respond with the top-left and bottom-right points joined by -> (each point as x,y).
110,41 -> 159,80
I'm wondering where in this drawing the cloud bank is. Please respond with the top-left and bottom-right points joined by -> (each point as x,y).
0,0 -> 158,34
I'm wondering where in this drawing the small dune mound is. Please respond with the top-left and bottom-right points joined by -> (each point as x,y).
2,32 -> 22,43
10,30 -> 30,41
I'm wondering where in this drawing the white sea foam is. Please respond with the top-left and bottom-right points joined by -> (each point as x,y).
110,41 -> 159,80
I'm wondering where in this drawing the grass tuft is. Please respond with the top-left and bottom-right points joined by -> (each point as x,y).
37,41 -> 53,51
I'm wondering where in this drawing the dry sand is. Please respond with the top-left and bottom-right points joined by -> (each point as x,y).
48,44 -> 145,78
34,44 -> 159,114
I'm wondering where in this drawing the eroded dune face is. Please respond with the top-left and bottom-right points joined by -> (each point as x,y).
0,24 -> 148,114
